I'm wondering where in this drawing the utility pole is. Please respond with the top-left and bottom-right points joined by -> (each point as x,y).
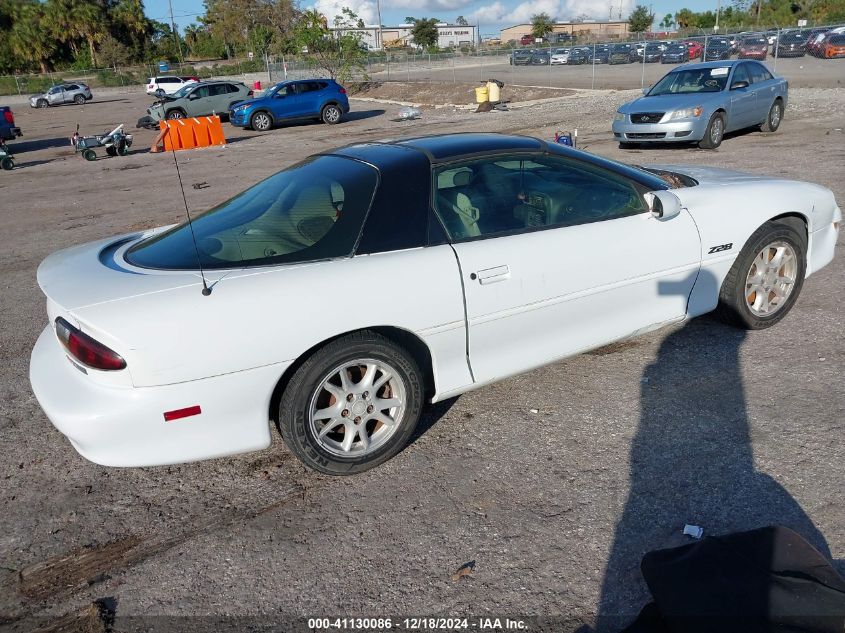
168,0 -> 185,65
714,0 -> 721,32
375,0 -> 383,50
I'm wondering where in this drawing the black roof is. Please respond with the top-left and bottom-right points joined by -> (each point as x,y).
396,133 -> 545,161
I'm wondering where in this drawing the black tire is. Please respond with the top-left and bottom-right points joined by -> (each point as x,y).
82,149 -> 96,161
73,94 -> 85,105
321,103 -> 342,125
166,109 -> 185,120
118,142 -> 130,156
106,146 -> 117,156
698,112 -> 725,149
713,220 -> 806,330
250,110 -> 272,131
278,330 -> 424,475
37,99 -> 48,108
760,99 -> 783,133
0,156 -> 13,170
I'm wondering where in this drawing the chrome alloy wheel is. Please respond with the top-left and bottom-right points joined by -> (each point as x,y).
308,359 -> 406,457
710,116 -> 724,145
745,240 -> 798,316
770,103 -> 782,128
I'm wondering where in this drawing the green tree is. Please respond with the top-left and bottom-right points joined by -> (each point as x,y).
9,2 -> 57,72
530,12 -> 555,40
628,4 -> 655,32
404,16 -> 417,24
660,13 -> 674,28
456,15 -> 469,25
289,8 -> 367,83
410,17 -> 439,48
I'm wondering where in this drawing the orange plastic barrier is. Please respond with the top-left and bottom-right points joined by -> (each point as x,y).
157,116 -> 226,152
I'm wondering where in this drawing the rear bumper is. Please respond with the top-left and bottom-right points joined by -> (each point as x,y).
0,126 -> 21,140
612,117 -> 707,142
30,326 -> 284,467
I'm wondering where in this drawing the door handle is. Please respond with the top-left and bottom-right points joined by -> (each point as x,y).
474,265 -> 510,285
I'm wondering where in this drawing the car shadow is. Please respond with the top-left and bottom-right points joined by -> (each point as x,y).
587,268 -> 837,632
620,125 -> 767,152
409,397 -> 458,445
10,137 -> 72,152
345,109 -> 387,121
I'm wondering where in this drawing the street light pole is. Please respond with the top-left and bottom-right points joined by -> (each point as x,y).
375,0 -> 383,51
714,0 -> 721,32
168,0 -> 185,66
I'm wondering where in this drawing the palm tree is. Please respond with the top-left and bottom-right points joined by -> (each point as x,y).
10,2 -> 57,72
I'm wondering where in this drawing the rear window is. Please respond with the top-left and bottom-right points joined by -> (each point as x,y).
830,35 -> 845,44
126,156 -> 378,270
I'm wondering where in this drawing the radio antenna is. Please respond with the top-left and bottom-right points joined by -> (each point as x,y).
167,131 -> 212,296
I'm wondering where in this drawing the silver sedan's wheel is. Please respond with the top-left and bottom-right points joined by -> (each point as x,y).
309,359 -> 406,458
250,111 -> 272,131
278,330 -> 423,475
715,220 -> 806,330
744,241 -> 798,317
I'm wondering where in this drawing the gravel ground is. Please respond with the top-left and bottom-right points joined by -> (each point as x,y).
0,86 -> 843,632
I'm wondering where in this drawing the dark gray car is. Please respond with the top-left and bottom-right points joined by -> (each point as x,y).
147,80 -> 253,121
29,83 -> 93,108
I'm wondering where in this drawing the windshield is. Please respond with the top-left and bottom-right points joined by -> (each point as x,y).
708,39 -> 729,47
780,31 -> 806,42
126,156 -> 378,270
170,84 -> 194,98
666,44 -> 686,52
648,67 -> 730,95
742,37 -> 767,46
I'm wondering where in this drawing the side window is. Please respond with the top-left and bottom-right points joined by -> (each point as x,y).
225,83 -> 240,94
208,84 -> 228,96
732,64 -> 751,86
276,85 -> 290,97
65,84 -> 78,91
192,85 -> 210,99
749,63 -> 773,83
49,86 -> 62,94
432,154 -> 647,241
160,77 -> 178,84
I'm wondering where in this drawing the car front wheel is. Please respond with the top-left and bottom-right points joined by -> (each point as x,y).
714,220 -> 806,329
166,109 -> 185,120
250,111 -> 272,131
37,99 -> 48,108
278,331 -> 423,475
698,112 -> 725,149
321,104 -> 342,125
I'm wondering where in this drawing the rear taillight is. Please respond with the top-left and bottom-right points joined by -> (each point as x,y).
339,87 -> 347,94
3,110 -> 12,125
55,317 -> 126,371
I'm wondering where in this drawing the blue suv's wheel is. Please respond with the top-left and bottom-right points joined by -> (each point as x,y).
250,111 -> 272,131
321,104 -> 342,125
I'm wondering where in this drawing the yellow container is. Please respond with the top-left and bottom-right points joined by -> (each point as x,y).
474,86 -> 489,103
487,81 -> 501,102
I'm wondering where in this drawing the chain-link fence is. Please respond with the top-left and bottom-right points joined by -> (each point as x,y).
2,24 -> 843,98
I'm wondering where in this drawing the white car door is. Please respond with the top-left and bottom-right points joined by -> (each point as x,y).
434,153 -> 701,385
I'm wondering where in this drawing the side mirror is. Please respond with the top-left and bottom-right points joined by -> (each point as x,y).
188,92 -> 199,100
646,190 -> 683,220
155,88 -> 165,97
731,80 -> 749,90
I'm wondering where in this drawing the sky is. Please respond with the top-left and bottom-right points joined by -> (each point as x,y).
144,0 -> 720,38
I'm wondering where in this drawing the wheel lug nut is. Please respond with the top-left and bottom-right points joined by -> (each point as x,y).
346,394 -> 354,401
363,391 -> 369,399
354,416 -> 361,423
367,405 -> 374,413
342,409 -> 349,417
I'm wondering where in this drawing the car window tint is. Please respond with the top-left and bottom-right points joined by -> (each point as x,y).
160,77 -> 178,84
66,84 -> 79,91
732,63 -> 751,85
192,85 -> 210,98
208,84 -> 228,96
226,83 -> 240,93
432,154 -> 647,241
126,156 -> 378,270
276,85 -> 290,97
749,63 -> 773,83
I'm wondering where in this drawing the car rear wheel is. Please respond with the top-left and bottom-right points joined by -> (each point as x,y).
0,156 -> 13,170
166,109 -> 185,120
278,330 -> 423,475
321,104 -> 342,125
37,99 -> 48,108
73,94 -> 85,105
82,149 -> 96,161
698,112 -> 725,149
760,100 -> 783,133
714,220 -> 806,330
250,111 -> 272,131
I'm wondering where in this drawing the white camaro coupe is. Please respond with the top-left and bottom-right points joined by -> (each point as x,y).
30,134 -> 841,474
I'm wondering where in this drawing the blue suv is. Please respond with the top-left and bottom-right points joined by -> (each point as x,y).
229,79 -> 350,131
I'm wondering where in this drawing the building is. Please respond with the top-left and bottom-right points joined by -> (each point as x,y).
500,20 -> 630,44
331,23 -> 479,50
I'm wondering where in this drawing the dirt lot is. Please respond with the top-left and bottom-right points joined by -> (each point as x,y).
1,87 -> 844,632
349,81 -> 573,105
